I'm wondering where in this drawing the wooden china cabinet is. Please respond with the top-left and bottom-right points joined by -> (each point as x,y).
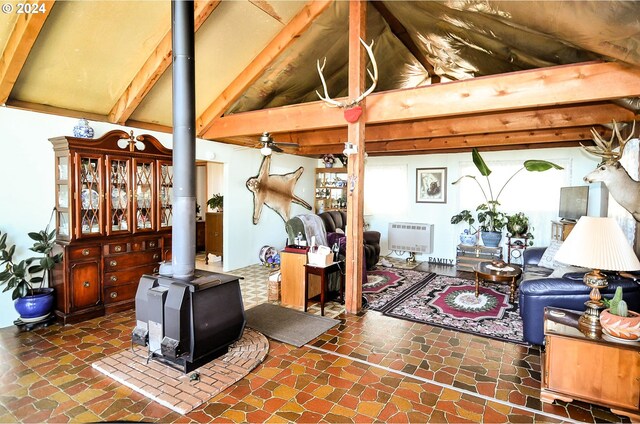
50,130 -> 173,324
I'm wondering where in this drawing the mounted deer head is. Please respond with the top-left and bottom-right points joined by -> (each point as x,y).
316,38 -> 378,110
582,120 -> 640,222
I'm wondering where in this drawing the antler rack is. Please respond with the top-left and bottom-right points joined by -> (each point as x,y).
581,120 -> 636,164
316,38 -> 378,109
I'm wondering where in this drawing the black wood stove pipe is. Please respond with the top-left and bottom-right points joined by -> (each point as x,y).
171,0 -> 196,278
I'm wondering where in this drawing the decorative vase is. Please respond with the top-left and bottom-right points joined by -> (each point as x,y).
600,309 -> 640,340
14,288 -> 55,320
73,118 -> 94,139
459,233 -> 476,246
324,162 -> 333,168
480,231 -> 502,247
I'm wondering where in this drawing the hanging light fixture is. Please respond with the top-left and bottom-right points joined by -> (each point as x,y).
343,142 -> 358,156
260,145 -> 272,156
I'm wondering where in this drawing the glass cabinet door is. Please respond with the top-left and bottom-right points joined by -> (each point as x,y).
106,156 -> 131,235
158,160 -> 173,229
76,154 -> 104,237
133,159 -> 155,232
55,153 -> 71,240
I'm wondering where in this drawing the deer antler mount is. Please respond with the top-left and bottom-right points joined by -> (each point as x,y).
581,120 -> 636,165
316,38 -> 378,123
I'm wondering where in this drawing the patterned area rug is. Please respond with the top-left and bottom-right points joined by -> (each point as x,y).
364,269 -> 435,311
364,269 -> 405,294
370,272 -> 525,344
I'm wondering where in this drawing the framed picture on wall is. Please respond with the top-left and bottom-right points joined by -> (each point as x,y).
416,168 -> 447,203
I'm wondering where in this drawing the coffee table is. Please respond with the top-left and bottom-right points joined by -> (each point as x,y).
474,262 -> 522,303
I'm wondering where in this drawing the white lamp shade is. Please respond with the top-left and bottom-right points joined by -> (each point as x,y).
554,216 -> 640,271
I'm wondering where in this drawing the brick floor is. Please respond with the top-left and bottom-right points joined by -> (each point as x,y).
92,329 -> 269,414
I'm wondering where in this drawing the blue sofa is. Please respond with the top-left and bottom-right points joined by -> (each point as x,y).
518,247 -> 640,345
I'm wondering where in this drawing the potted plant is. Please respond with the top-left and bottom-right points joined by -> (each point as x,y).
322,154 -> 335,168
451,148 -> 562,247
450,209 -> 477,245
600,287 -> 640,340
207,193 -> 223,212
0,219 -> 63,322
506,212 -> 535,246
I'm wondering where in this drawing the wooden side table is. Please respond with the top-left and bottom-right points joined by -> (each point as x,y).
542,307 -> 640,421
474,262 -> 522,303
304,261 -> 344,316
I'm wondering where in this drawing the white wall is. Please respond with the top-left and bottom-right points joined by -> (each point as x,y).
0,107 -> 316,327
363,147 -> 601,263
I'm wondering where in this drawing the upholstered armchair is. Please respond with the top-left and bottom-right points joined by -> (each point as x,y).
285,211 -> 381,270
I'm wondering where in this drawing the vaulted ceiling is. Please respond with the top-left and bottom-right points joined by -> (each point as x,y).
1,0 -> 639,157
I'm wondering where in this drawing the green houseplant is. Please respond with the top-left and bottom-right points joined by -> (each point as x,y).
450,209 -> 477,245
600,286 -> 640,340
506,212 -> 534,245
451,148 -> 563,247
207,193 -> 223,212
0,217 -> 63,321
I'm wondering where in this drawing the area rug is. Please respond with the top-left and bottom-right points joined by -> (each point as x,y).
245,303 -> 339,347
364,269 -> 405,294
92,328 -> 268,415
365,269 -> 436,311
375,274 -> 525,344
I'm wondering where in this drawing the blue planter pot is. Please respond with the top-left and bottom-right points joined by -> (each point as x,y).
481,231 -> 502,248
459,233 -> 477,246
14,288 -> 54,319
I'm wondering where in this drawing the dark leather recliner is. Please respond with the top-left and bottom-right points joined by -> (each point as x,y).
519,247 -> 640,345
318,211 -> 381,270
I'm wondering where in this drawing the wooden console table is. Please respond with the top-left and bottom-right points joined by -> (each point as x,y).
542,307 -> 640,421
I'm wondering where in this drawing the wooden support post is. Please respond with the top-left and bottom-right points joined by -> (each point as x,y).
344,0 -> 366,314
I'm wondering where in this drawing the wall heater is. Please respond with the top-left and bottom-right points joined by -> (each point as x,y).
388,222 -> 434,261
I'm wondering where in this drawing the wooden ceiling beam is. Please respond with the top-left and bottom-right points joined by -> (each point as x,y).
196,0 -> 333,137
202,61 -> 640,139
296,126 -> 604,155
0,1 -> 55,104
108,0 -> 220,125
281,102 -> 633,146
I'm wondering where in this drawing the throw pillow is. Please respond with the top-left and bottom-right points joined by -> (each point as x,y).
537,240 -> 564,269
549,265 -> 590,278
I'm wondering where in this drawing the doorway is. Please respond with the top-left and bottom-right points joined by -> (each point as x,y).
196,161 -> 224,272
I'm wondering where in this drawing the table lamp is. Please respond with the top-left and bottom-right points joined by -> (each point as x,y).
554,216 -> 640,332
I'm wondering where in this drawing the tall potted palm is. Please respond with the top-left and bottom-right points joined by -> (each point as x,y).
0,213 -> 63,322
452,148 -> 562,247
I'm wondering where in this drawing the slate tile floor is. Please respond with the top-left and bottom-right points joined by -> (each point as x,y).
0,259 -> 631,423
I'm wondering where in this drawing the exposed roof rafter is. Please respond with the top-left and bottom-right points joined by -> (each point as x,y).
370,1 -> 441,83
108,0 -> 220,125
202,61 -> 640,140
282,103 -> 634,146
0,0 -> 55,104
297,126 -> 606,155
196,0 -> 333,137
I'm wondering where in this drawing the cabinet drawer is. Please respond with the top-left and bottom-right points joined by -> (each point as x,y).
68,245 -> 101,260
131,238 -> 161,252
104,283 -> 138,304
104,264 -> 159,287
104,249 -> 161,271
107,242 -> 127,254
